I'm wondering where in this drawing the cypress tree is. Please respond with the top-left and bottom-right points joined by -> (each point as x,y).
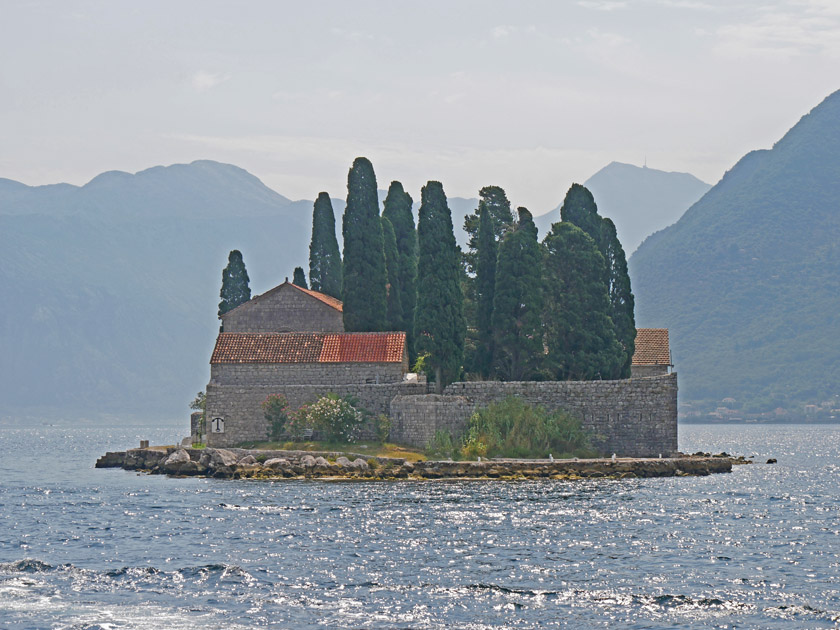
308,192 -> 342,299
416,181 -> 465,392
292,266 -> 308,289
474,203 -> 498,378
491,208 -> 543,381
381,216 -> 404,331
462,185 -> 514,274
218,249 -> 251,317
542,222 -> 623,381
601,218 -> 636,377
381,181 -> 418,361
560,183 -> 636,376
342,157 -> 388,332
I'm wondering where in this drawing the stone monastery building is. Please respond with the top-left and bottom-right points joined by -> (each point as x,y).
204,280 -> 678,457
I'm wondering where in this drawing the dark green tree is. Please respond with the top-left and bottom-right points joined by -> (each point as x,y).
308,192 -> 342,299
292,266 -> 308,289
218,249 -> 251,317
381,181 -> 418,360
474,203 -> 498,378
491,208 -> 544,380
560,183 -> 636,376
542,222 -> 623,380
600,218 -> 636,376
381,216 -> 404,331
462,185 -> 514,274
416,181 -> 466,391
342,157 -> 388,332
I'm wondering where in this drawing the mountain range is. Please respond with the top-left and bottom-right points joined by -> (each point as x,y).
630,89 -> 840,414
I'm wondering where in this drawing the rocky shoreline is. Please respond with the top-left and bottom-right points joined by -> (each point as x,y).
95,446 -> 746,480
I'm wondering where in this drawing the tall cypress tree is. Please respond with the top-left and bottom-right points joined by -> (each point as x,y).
416,181 -> 465,391
308,192 -> 342,299
218,249 -> 251,317
542,222 -> 623,381
491,208 -> 543,380
381,181 -> 418,361
462,185 -> 514,274
601,218 -> 636,377
292,266 -> 308,289
560,183 -> 636,376
342,157 -> 388,332
474,204 -> 497,378
381,216 -> 404,331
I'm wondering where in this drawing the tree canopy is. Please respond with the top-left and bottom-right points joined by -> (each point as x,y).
381,215 -> 404,331
342,157 -> 388,332
292,266 -> 308,289
218,249 -> 251,317
308,192 -> 342,299
491,208 -> 544,380
381,180 -> 418,360
415,181 -> 465,391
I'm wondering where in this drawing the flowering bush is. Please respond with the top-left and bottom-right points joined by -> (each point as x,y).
292,393 -> 365,443
262,394 -> 289,440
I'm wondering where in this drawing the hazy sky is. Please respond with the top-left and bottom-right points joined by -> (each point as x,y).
2,0 -> 838,212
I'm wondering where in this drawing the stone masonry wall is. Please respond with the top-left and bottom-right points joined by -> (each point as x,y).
206,381 -> 430,447
630,365 -> 670,378
222,285 -> 343,333
390,374 -> 678,457
211,362 -> 405,387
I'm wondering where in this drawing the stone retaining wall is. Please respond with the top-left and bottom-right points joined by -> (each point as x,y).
390,374 -> 678,457
206,381 -> 430,447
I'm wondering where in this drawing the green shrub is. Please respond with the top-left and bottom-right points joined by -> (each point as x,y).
462,396 -> 594,459
367,458 -> 380,469
425,429 -> 458,460
291,393 -> 365,443
374,414 -> 392,443
262,394 -> 290,440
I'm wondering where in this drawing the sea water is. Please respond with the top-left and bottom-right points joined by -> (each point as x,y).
1,423 -> 839,629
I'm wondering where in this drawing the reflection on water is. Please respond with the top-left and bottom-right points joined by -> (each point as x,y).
1,423 -> 839,628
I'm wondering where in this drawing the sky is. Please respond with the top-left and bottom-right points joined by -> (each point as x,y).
1,0 -> 838,213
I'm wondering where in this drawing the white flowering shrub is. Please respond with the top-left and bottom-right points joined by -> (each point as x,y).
291,393 -> 365,443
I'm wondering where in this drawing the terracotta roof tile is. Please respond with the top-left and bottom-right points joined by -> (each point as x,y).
632,328 -> 671,366
211,332 -> 405,364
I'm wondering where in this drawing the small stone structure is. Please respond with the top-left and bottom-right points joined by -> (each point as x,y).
391,374 -> 678,457
220,280 -> 344,333
631,328 -> 673,378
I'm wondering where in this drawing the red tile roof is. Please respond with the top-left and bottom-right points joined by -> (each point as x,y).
632,328 -> 671,366
220,281 -> 342,318
211,332 -> 406,364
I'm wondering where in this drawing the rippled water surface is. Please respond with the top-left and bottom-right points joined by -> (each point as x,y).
2,422 -> 840,629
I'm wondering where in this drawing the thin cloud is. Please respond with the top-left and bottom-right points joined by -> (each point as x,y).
191,71 -> 231,91
577,1 -> 628,11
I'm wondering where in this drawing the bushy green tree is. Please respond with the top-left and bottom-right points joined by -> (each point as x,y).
560,184 -> 636,376
342,157 -> 388,331
381,216 -> 404,331
462,185 -> 514,274
308,192 -> 342,299
542,222 -> 624,380
600,218 -> 636,376
416,181 -> 466,391
292,266 -> 308,288
218,249 -> 251,317
491,208 -> 544,380
381,181 -> 418,359
474,204 -> 497,378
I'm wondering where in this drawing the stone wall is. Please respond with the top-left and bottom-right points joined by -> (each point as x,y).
211,362 -> 406,387
389,394 -> 473,448
390,374 -> 678,457
631,365 -> 670,378
222,284 -> 343,333
206,381 -> 430,447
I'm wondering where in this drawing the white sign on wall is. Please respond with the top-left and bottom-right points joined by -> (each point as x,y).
210,417 -> 225,433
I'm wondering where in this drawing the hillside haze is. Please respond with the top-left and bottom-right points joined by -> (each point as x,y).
630,89 -> 840,413
0,161 -> 483,420
533,163 -> 710,253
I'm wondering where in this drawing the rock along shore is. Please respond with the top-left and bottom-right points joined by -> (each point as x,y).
95,447 -> 743,480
